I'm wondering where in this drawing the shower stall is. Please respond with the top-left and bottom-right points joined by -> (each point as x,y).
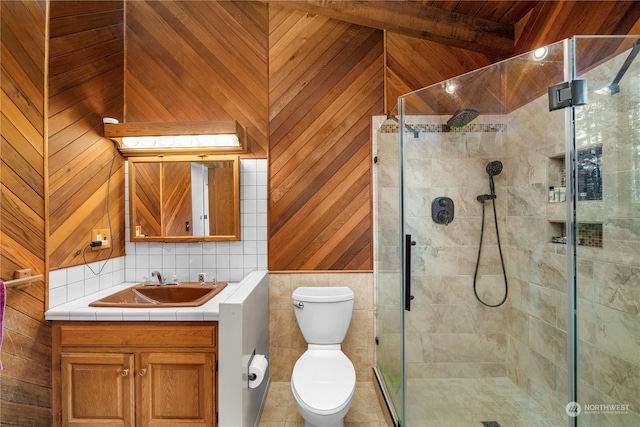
373,36 -> 640,427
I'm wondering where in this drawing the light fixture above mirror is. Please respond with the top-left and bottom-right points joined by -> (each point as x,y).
103,118 -> 247,156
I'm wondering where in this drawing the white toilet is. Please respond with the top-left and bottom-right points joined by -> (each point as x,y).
291,287 -> 356,427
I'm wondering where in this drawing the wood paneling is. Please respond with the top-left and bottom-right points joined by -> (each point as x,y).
277,1 -> 519,56
426,1 -> 538,24
386,33 -> 502,113
268,5 -> 383,271
124,0 -> 269,158
386,1 -> 640,114
0,0 -> 49,424
48,1 -> 125,269
514,1 -> 640,54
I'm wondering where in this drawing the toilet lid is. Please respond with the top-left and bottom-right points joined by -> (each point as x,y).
291,350 -> 356,414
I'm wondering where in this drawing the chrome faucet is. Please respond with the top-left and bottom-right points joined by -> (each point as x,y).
198,276 -> 217,286
151,271 -> 165,285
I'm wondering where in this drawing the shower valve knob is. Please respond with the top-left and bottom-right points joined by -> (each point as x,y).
437,211 -> 451,225
432,197 -> 454,225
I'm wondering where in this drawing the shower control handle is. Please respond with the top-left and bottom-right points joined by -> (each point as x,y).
432,197 -> 454,225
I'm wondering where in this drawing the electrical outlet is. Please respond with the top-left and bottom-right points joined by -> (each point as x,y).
198,273 -> 206,283
91,228 -> 111,250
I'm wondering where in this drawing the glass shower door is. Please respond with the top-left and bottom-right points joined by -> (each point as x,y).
572,36 -> 640,427
398,42 -> 569,426
373,118 -> 405,424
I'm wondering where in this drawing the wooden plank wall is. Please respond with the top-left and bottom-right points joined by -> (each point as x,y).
386,0 -> 640,112
124,0 -> 268,158
386,34 -> 501,113
0,1 -> 50,424
514,1 -> 640,54
124,1 -> 381,270
48,1 -> 125,269
268,6 -> 383,270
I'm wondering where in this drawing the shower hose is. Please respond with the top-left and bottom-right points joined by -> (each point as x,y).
473,194 -> 508,307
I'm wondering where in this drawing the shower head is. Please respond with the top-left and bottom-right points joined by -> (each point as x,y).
486,160 -> 503,177
446,109 -> 480,128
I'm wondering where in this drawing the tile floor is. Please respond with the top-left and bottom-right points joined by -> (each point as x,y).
259,381 -> 389,426
259,377 -> 565,427
405,378 -> 565,427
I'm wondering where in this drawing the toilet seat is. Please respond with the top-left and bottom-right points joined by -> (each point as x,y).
291,349 -> 356,416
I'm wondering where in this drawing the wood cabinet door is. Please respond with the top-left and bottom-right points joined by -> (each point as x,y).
208,164 -> 236,236
162,162 -> 193,237
60,352 -> 135,427
138,352 -> 215,427
132,162 -> 162,238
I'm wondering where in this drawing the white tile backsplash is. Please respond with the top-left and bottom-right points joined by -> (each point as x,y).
48,159 -> 269,308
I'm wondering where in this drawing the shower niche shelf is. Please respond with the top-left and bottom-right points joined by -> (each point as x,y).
547,154 -> 566,193
545,200 -> 604,223
545,146 -> 604,248
547,221 -> 603,248
546,200 -> 603,248
547,145 -> 603,202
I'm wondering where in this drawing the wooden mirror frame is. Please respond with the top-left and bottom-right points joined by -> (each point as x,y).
128,155 -> 240,242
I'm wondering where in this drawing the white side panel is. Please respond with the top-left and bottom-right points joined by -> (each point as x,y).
219,270 -> 270,426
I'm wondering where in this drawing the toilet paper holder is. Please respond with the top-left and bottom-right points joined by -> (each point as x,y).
248,350 -> 257,381
247,349 -> 257,382
247,349 -> 269,389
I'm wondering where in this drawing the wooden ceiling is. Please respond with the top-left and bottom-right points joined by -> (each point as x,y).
277,1 -> 539,57
279,1 -> 640,115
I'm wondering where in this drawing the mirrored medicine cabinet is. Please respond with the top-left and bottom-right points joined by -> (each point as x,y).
129,155 -> 240,242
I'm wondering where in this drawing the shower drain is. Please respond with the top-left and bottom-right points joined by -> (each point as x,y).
481,422 -> 502,427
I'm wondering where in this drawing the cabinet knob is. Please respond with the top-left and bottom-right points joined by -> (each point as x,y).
121,369 -> 129,377
138,368 -> 147,377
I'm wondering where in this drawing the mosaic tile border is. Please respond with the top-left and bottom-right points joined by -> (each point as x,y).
380,123 -> 507,134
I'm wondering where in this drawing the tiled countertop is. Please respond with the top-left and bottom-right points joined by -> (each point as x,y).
45,281 -> 241,321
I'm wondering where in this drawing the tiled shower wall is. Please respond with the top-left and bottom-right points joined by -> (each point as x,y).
376,118 -> 511,380
49,159 -> 267,308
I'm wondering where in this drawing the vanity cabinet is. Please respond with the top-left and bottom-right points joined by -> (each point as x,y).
53,322 -> 218,427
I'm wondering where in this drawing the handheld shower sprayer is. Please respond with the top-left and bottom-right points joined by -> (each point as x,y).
486,160 -> 503,177
474,160 -> 508,307
486,160 -> 503,195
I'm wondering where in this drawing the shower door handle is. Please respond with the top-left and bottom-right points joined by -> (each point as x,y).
405,234 -> 416,311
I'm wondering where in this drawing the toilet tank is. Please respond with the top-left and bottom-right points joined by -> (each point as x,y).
292,287 -> 355,345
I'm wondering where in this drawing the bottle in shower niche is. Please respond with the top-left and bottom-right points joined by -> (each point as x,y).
556,187 -> 566,202
548,186 -> 555,202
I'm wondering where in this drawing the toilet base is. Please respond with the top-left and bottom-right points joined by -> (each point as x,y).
303,419 -> 344,427
293,392 -> 352,427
